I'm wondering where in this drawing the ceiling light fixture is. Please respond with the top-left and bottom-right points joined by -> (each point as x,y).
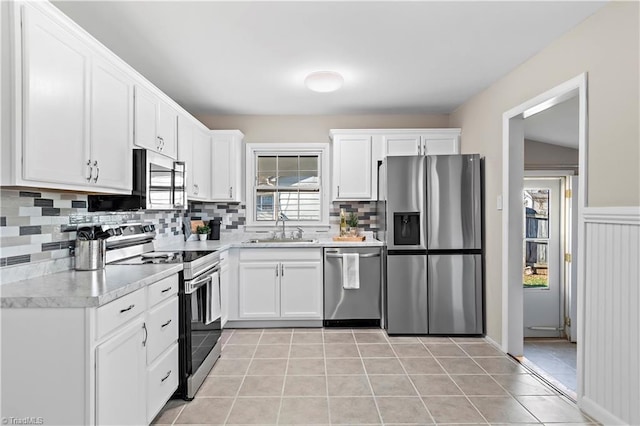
304,71 -> 344,93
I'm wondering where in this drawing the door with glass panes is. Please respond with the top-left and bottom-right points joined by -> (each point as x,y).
523,178 -> 562,338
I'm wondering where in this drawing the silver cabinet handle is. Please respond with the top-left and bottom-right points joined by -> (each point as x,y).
120,304 -> 135,313
229,186 -> 233,198
157,136 -> 162,151
161,319 -> 172,328
86,159 -> 93,182
417,139 -> 421,155
281,264 -> 284,276
337,185 -> 340,197
161,370 -> 172,382
93,160 -> 99,183
325,253 -> 381,259
275,264 -> 278,277
142,322 -> 148,347
161,287 -> 172,293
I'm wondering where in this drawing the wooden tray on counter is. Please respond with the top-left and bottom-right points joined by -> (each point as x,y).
332,235 -> 366,242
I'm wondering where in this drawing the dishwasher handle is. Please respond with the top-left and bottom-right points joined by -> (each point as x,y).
325,253 -> 380,259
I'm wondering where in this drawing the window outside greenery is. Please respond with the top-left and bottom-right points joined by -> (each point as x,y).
255,155 -> 321,222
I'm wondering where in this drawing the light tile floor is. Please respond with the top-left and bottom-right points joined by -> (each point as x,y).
523,339 -> 578,397
153,328 -> 595,425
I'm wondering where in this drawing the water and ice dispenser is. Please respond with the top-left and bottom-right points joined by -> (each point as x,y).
393,212 -> 420,245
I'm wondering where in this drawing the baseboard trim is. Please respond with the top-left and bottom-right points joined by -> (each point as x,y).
225,319 -> 323,328
579,396 -> 626,425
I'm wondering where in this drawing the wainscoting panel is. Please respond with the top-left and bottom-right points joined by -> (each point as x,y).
581,207 -> 640,425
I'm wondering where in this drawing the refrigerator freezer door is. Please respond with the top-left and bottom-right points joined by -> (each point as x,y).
385,156 -> 427,251
427,154 -> 481,250
428,254 -> 483,334
386,254 -> 428,334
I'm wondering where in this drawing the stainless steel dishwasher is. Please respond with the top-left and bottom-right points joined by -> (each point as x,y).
323,247 -> 382,327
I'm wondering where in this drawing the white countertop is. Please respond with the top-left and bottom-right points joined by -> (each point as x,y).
2,233 -> 383,309
1,263 -> 183,309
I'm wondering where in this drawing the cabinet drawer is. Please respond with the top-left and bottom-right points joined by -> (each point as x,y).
147,343 -> 179,424
147,274 -> 179,308
96,288 -> 146,340
147,296 -> 179,363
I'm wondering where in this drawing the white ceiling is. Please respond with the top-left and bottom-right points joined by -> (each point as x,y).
525,95 -> 579,149
53,1 -> 606,116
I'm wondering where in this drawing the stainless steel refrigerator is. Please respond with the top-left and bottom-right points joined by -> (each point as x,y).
378,155 -> 483,335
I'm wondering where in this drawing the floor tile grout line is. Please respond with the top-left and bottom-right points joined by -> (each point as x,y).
355,328 -> 385,425
275,329 -> 294,425
222,329 -> 264,425
321,328 -> 332,426
386,336 -> 437,424
420,338 -> 490,425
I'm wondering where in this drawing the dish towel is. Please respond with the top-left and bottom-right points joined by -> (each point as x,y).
342,253 -> 360,289
205,271 -> 221,325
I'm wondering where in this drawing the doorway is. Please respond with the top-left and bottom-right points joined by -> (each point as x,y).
501,74 -> 587,403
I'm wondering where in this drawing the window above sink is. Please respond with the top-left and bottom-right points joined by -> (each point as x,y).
245,143 -> 330,230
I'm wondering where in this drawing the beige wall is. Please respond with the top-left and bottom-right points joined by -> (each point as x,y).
195,114 -> 450,143
525,139 -> 579,170
450,2 -> 639,344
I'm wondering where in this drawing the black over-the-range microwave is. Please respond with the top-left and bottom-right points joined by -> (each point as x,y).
88,149 -> 187,211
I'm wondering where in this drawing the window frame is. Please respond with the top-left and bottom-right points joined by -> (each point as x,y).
245,143 -> 330,230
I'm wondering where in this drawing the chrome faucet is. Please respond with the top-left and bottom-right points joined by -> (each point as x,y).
275,212 -> 289,239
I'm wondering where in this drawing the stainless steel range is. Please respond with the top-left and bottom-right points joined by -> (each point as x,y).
105,223 -> 222,400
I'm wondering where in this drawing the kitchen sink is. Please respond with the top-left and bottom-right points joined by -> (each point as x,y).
243,238 -> 319,244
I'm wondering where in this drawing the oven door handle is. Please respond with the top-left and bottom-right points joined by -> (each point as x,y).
186,266 -> 219,293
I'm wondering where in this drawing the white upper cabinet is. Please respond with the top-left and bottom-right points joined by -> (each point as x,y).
211,130 -> 244,202
331,133 -> 372,200
20,4 -> 133,192
178,115 -> 211,200
21,5 -> 91,187
331,129 -> 461,201
385,134 -> 421,156
134,85 -> 177,159
90,57 -> 133,191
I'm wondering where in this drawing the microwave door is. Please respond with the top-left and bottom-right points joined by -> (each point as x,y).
148,163 -> 174,209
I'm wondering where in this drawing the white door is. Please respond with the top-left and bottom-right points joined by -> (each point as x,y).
280,262 -> 322,319
95,318 -> 146,426
211,134 -> 232,200
90,57 -> 133,191
422,135 -> 460,155
239,262 -> 280,318
333,135 -> 372,200
385,135 -> 420,156
22,6 -> 90,186
134,85 -> 159,152
523,178 -> 562,338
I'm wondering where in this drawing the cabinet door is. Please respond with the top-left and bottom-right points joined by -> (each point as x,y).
210,134 -> 232,200
22,5 -> 90,186
90,57 -> 133,191
134,85 -> 159,152
280,262 -> 323,319
239,262 -> 280,318
193,129 -> 212,200
385,134 -> 421,156
177,117 -> 195,197
95,318 -> 146,426
422,134 -> 460,155
157,101 -> 177,159
333,135 -> 372,200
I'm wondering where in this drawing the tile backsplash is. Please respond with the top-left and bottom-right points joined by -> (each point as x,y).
188,202 -> 246,231
0,189 -> 185,272
330,201 -> 379,231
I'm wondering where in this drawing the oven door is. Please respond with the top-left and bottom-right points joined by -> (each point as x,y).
183,269 -> 222,383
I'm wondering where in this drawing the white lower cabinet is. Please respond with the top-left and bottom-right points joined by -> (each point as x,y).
96,318 -> 147,426
237,249 -> 322,321
0,273 -> 179,426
